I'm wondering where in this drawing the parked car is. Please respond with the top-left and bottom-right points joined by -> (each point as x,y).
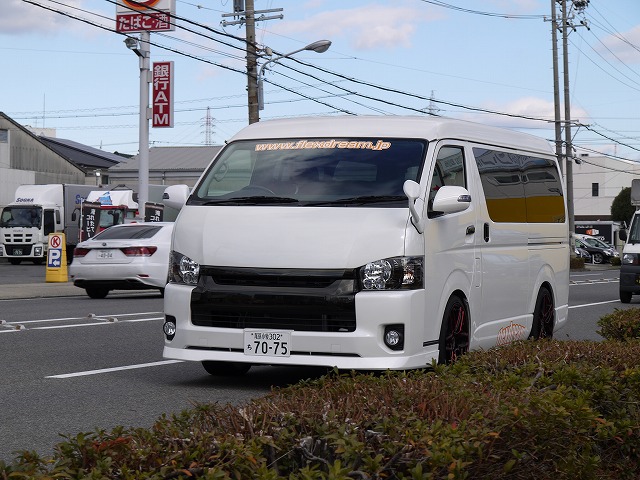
69,222 -> 174,299
575,245 -> 591,260
574,233 -> 619,264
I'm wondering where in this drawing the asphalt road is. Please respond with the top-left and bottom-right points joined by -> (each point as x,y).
0,261 -> 632,463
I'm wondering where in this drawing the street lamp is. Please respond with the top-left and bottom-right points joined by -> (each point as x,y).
257,40 -> 331,111
123,33 -> 151,219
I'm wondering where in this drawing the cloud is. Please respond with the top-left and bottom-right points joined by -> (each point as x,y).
273,4 -> 439,51
0,0 -> 81,34
462,96 -> 590,129
598,25 -> 640,65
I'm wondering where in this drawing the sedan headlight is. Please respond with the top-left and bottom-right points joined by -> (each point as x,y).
623,253 -> 640,265
359,256 -> 423,291
169,251 -> 200,285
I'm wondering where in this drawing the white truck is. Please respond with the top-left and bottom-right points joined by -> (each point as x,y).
0,184 -> 102,265
619,179 -> 640,303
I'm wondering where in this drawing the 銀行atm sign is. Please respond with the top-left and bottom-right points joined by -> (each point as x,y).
116,0 -> 176,33
153,61 -> 174,128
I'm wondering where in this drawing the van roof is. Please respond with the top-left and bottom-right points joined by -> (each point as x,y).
231,115 -> 554,155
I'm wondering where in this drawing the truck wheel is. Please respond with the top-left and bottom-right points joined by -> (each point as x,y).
529,286 -> 554,340
438,294 -> 470,364
620,290 -> 632,304
86,287 -> 109,299
202,361 -> 251,376
9,259 -> 22,265
32,259 -> 44,265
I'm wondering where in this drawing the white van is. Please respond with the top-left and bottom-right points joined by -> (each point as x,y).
162,116 -> 569,375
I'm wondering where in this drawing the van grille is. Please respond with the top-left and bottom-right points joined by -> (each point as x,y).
191,267 -> 358,332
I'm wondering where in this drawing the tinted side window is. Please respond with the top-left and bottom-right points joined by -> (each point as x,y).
428,146 -> 466,217
473,148 -> 565,223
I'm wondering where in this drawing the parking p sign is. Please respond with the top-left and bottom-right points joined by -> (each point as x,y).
46,233 -> 68,283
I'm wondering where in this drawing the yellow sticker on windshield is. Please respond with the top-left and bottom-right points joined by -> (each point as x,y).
255,140 -> 391,151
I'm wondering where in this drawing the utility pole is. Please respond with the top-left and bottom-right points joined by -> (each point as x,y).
245,0 -> 259,124
562,0 -> 575,238
551,0 -> 563,173
221,0 -> 283,124
551,0 -> 589,246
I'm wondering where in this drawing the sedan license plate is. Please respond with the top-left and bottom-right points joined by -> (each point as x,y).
244,330 -> 291,357
97,250 -> 114,259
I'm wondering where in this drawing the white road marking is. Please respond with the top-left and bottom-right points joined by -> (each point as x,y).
46,360 -> 183,379
569,299 -> 620,309
32,317 -> 163,330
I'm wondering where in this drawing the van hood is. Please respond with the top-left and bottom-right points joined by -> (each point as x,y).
173,206 -> 411,269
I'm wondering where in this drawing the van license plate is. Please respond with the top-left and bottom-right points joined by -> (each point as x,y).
244,330 -> 291,357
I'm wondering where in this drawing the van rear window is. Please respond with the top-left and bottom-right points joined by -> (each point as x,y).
192,138 -> 426,207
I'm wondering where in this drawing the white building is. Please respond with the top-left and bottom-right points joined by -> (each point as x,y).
572,153 -> 640,221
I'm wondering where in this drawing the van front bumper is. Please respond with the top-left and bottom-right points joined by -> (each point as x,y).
162,281 -> 438,371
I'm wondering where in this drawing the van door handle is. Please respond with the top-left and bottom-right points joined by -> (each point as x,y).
466,225 -> 475,235
484,223 -> 490,242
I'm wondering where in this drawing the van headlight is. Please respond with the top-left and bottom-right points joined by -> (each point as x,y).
359,256 -> 423,290
623,253 -> 640,265
169,251 -> 200,285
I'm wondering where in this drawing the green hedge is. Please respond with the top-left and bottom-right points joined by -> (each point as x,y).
3,338 -> 640,479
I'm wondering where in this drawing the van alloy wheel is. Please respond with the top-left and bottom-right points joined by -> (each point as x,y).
439,295 -> 470,364
530,287 -> 554,339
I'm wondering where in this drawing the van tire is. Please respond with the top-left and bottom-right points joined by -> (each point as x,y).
202,361 -> 251,376
620,290 -> 632,304
438,294 -> 470,364
529,286 -> 554,340
86,287 -> 109,299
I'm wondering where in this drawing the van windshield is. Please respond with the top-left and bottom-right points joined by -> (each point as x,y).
190,138 -> 426,206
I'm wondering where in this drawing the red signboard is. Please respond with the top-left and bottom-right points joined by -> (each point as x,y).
152,61 -> 174,128
116,12 -> 172,32
115,0 -> 175,33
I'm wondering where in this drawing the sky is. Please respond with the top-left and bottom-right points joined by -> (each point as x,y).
0,0 -> 639,162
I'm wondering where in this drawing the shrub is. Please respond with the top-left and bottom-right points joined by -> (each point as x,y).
3,341 -> 640,479
570,256 -> 585,270
611,256 -> 622,266
597,307 -> 640,341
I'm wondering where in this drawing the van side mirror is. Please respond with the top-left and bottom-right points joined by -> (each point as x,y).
432,186 -> 471,214
163,184 -> 190,210
619,229 -> 628,242
403,180 -> 424,234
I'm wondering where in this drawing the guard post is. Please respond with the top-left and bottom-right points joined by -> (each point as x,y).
45,233 -> 68,283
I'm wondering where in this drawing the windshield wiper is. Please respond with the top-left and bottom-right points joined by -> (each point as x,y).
201,196 -> 299,205
307,195 -> 406,206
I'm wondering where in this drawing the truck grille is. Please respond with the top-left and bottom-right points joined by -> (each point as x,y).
3,232 -> 34,244
191,267 -> 358,332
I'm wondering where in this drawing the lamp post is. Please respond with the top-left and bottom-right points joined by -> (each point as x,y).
124,32 -> 151,219
257,40 -> 331,112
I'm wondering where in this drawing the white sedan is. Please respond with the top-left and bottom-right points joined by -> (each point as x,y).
69,222 -> 174,299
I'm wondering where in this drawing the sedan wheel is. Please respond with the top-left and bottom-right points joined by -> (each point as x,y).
592,252 -> 604,264
86,287 -> 109,299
